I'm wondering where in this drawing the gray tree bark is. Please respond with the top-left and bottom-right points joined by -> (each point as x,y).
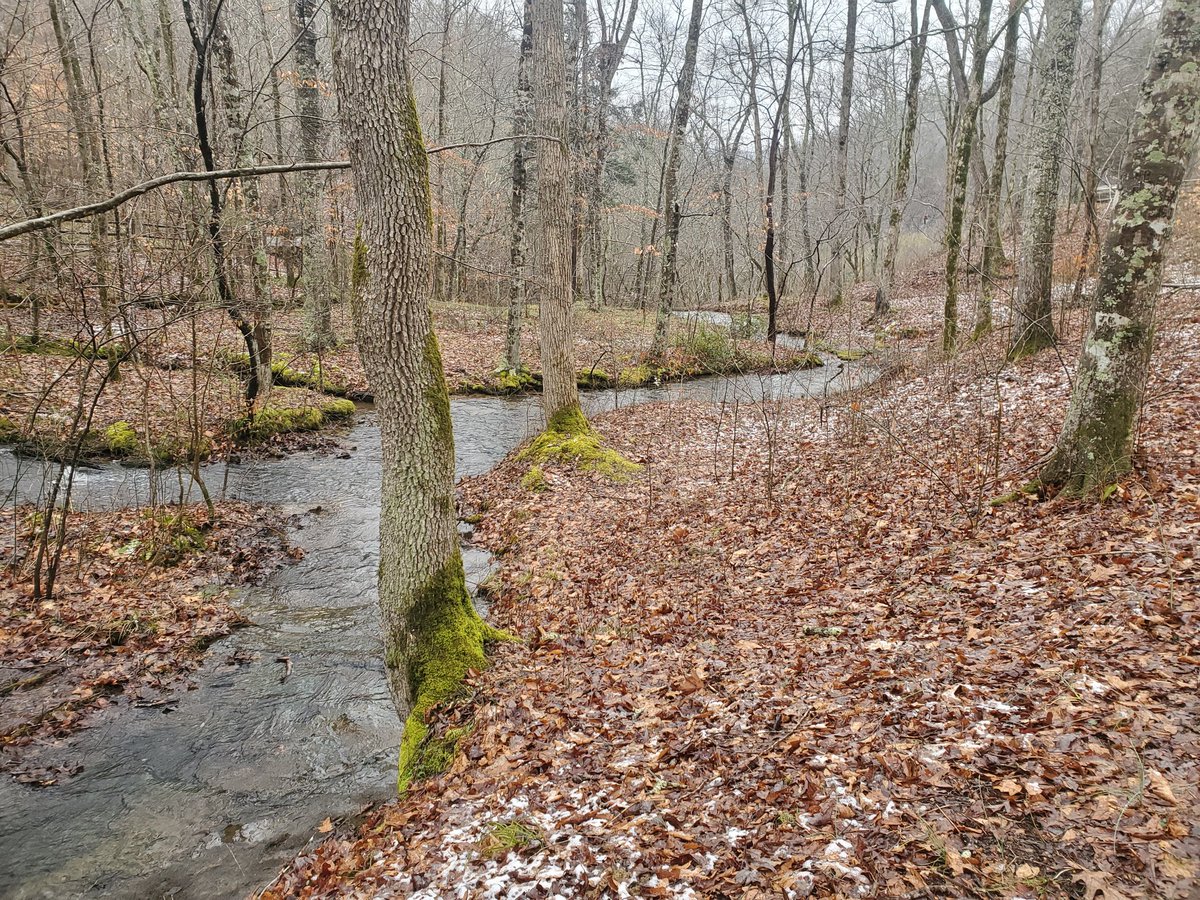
1041,0 -> 1200,495
329,0 -> 492,789
877,0 -> 931,318
533,0 -> 583,422
649,0 -> 704,358
505,0 -> 535,375
296,0 -> 336,351
1009,0 -> 1083,358
829,0 -> 857,306
974,4 -> 1020,339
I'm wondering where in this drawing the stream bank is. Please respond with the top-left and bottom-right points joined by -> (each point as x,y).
0,359 -> 872,899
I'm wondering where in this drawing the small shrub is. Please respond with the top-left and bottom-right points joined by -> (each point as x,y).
673,323 -> 734,372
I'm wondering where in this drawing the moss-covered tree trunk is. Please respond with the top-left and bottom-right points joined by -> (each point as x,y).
1008,0 -> 1083,358
1040,0 -> 1200,495
329,0 -> 492,789
648,0 -> 704,358
533,0 -> 582,421
296,0 -> 337,351
877,0 -> 930,319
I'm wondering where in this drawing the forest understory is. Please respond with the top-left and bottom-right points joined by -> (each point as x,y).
0,293 -> 830,467
261,278 -> 1200,899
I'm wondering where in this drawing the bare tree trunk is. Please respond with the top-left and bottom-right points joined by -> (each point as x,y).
48,0 -> 112,331
829,0 -> 857,306
934,0 -> 993,352
329,0 -> 492,790
877,0 -> 930,319
296,0 -> 336,350
533,0 -> 582,422
505,0 -> 535,374
1041,0 -> 1199,495
1069,0 -> 1115,309
649,0 -> 704,358
181,0 -> 267,410
974,4 -> 1020,338
764,0 -> 800,343
586,0 -> 638,310
1009,0 -> 1083,358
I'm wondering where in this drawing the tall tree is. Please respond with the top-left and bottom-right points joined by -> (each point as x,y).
763,0 -> 801,342
504,0 -> 535,375
829,0 -> 857,306
585,0 -> 639,310
876,0 -> 931,319
329,0 -> 493,788
1009,0 -> 1084,358
181,0 -> 271,410
1040,0 -> 1200,495
1069,0 -> 1116,309
296,0 -> 336,350
974,2 -> 1020,338
933,0 -> 993,352
649,0 -> 704,358
533,0 -> 583,422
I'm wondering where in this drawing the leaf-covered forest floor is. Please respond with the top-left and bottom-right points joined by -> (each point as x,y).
266,279 -> 1199,898
0,502 -> 296,781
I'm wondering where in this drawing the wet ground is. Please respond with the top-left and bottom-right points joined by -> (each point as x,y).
0,360 -> 870,899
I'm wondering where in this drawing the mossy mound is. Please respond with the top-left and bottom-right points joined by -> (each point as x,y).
521,465 -> 548,492
576,368 -> 611,390
2,417 -> 209,466
9,335 -> 120,361
104,421 -> 138,454
460,367 -> 541,396
617,364 -> 657,388
517,405 -> 641,481
0,415 -> 20,443
232,399 -> 355,443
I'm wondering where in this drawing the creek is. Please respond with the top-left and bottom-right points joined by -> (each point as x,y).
0,358 -> 869,899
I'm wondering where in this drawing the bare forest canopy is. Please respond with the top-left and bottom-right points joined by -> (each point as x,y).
0,0 -> 1166,322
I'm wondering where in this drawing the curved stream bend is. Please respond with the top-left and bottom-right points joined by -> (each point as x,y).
0,360 -> 870,899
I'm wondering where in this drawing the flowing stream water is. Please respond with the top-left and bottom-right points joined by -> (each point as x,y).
0,357 -> 869,899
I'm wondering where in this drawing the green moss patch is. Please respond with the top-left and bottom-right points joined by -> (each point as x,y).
104,421 -> 138,454
232,399 -> 355,443
576,367 -> 611,389
477,820 -> 546,859
617,364 -> 657,388
521,465 -> 549,492
517,404 -> 641,481
0,416 -> 20,443
396,554 -> 507,792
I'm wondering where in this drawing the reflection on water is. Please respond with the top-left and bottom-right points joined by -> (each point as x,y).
0,360 -> 871,899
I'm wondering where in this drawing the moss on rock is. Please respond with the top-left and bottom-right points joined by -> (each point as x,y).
617,364 -> 656,388
232,398 -> 356,442
576,368 -> 611,389
0,416 -> 20,443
